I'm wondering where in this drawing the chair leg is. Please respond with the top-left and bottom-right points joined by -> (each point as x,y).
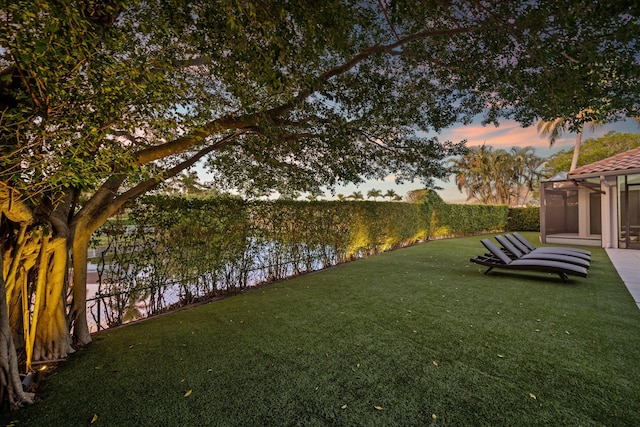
484,267 -> 493,275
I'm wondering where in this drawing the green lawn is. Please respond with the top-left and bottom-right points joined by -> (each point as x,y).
4,233 -> 640,426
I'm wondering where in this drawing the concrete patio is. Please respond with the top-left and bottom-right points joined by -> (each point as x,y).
606,248 -> 640,310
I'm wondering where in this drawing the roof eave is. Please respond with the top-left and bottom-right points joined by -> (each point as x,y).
568,168 -> 640,180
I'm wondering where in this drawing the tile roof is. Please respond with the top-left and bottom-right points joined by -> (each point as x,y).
568,147 -> 640,178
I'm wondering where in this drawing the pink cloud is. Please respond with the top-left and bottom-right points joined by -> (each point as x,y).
437,118 -> 639,157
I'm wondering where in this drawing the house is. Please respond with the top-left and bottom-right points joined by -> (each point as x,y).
540,147 -> 640,249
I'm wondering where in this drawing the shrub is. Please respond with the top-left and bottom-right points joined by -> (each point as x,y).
506,207 -> 540,231
430,203 -> 508,238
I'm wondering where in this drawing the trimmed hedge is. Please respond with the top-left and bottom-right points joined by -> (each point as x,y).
249,199 -> 432,263
92,193 -> 511,330
506,207 -> 540,231
431,203 -> 509,238
414,189 -> 509,239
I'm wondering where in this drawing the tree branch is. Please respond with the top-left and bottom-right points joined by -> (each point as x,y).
133,116 -> 250,166
132,26 -> 479,167
388,50 -> 460,71
377,0 -> 400,41
111,133 -> 240,217
361,131 -> 396,152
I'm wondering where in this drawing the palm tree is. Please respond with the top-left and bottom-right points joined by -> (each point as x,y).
451,145 -> 496,204
166,171 -> 210,195
450,145 -> 542,206
384,189 -> 399,201
306,189 -> 323,201
509,146 -> 544,206
537,110 -> 600,172
489,148 -> 513,205
349,191 -> 364,201
367,188 -> 382,201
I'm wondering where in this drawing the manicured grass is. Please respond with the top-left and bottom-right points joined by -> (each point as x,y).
4,233 -> 640,426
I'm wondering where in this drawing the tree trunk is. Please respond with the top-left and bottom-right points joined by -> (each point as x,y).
70,232 -> 92,346
569,128 -> 583,172
31,236 -> 73,362
0,248 -> 34,410
1,183 -> 74,380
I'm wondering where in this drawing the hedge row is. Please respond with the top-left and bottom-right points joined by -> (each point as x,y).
506,207 -> 540,231
431,203 -> 509,238
92,194 -> 535,330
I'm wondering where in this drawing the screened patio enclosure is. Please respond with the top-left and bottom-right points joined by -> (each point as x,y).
619,174 -> 640,249
540,147 -> 640,249
540,175 -> 603,247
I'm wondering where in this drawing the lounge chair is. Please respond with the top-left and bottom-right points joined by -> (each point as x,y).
495,235 -> 590,269
505,234 -> 591,261
512,232 -> 591,257
470,239 -> 588,283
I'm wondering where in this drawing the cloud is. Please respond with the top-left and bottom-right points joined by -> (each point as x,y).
312,118 -> 639,202
436,117 -> 640,158
438,119 -> 573,155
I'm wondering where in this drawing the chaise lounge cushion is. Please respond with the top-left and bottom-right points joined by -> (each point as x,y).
470,239 -> 588,283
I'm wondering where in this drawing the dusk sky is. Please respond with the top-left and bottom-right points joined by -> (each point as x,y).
327,117 -> 640,203
195,117 -> 640,202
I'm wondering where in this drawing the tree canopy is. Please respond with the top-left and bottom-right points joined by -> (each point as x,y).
2,0 -> 639,202
1,0 -> 640,410
543,132 -> 640,178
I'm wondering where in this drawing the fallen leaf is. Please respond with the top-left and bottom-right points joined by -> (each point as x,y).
374,405 -> 384,411
432,360 -> 439,366
184,389 -> 192,397
432,414 -> 437,420
565,331 -> 571,335
529,392 -> 537,400
341,404 -> 348,409
91,414 -> 99,423
497,354 -> 505,358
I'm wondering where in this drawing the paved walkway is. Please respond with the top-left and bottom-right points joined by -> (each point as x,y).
605,248 -> 640,310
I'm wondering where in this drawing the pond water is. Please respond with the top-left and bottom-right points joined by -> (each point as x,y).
83,246 -> 339,332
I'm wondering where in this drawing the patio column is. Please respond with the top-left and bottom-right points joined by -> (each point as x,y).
601,175 -> 618,249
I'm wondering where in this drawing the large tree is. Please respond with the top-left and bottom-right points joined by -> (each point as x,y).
1,0 -> 639,409
543,132 -> 640,178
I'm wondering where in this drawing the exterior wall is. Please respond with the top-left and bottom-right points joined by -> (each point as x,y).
546,235 -> 602,246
